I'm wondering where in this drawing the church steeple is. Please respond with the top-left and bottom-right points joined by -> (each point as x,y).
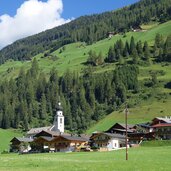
52,100 -> 64,133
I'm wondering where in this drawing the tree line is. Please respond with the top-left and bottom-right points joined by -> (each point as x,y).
0,59 -> 138,132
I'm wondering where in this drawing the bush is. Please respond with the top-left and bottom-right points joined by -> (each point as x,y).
1,150 -> 9,154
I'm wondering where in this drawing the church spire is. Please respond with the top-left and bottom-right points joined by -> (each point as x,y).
52,98 -> 64,133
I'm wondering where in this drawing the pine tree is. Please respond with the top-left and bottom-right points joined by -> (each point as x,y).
39,94 -> 47,120
132,48 -> 139,64
30,58 -> 39,78
130,36 -> 136,54
143,41 -> 150,62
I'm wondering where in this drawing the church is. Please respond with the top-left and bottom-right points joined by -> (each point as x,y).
10,101 -> 89,153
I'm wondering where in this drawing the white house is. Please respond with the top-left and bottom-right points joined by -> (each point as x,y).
90,132 -> 126,151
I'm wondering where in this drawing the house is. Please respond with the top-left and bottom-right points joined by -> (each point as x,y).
31,129 -> 89,152
149,117 -> 171,139
31,133 -> 89,153
131,25 -> 146,32
152,123 -> 171,140
50,134 -> 89,152
107,32 -> 116,38
10,137 -> 33,153
106,123 -> 135,135
90,132 -> 126,151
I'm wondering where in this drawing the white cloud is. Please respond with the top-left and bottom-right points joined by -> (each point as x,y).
0,0 -> 70,49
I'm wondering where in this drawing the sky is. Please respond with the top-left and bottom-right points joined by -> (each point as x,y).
0,0 -> 139,49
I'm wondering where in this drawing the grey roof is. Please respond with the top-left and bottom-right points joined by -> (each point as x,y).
116,123 -> 135,129
34,130 -> 61,137
61,135 -> 88,142
109,128 -> 133,133
153,117 -> 171,123
136,123 -> 152,128
79,134 -> 91,141
91,132 -> 125,140
35,136 -> 54,142
27,126 -> 52,135
107,123 -> 135,131
11,137 -> 33,142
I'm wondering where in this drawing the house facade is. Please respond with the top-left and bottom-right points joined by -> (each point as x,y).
90,132 -> 125,151
152,123 -> 171,140
10,137 -> 33,153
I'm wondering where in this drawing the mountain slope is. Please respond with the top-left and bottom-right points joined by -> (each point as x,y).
86,96 -> 171,134
0,20 -> 171,80
0,0 -> 171,63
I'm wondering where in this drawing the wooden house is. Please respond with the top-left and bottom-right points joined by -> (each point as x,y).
106,123 -> 135,135
10,137 -> 33,153
51,135 -> 89,152
152,123 -> 171,140
32,133 -> 89,152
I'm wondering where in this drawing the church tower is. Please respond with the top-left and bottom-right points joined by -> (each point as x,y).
53,101 -> 64,133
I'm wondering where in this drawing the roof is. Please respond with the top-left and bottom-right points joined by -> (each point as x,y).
108,128 -> 133,133
27,126 -> 52,135
136,123 -> 152,128
79,134 -> 91,141
152,117 -> 171,124
34,130 -> 61,137
91,132 -> 125,140
152,123 -> 171,128
107,123 -> 135,132
61,135 -> 88,142
117,123 -> 135,129
35,136 -> 54,142
10,137 -> 33,143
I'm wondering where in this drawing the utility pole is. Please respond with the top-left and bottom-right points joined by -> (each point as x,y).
125,104 -> 129,161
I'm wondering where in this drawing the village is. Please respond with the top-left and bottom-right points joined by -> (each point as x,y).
10,101 -> 171,153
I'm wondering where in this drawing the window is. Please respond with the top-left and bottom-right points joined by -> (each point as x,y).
60,118 -> 62,124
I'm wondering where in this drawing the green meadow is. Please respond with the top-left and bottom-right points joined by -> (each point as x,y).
0,21 -> 171,80
0,146 -> 171,171
0,129 -> 22,153
86,96 -> 171,134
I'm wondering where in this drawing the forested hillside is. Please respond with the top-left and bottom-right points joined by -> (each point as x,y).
0,0 -> 171,64
0,59 -> 138,132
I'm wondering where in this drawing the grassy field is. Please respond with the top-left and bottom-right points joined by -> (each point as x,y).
0,146 -> 171,171
141,140 -> 171,147
0,129 -> 22,153
0,21 -> 171,80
